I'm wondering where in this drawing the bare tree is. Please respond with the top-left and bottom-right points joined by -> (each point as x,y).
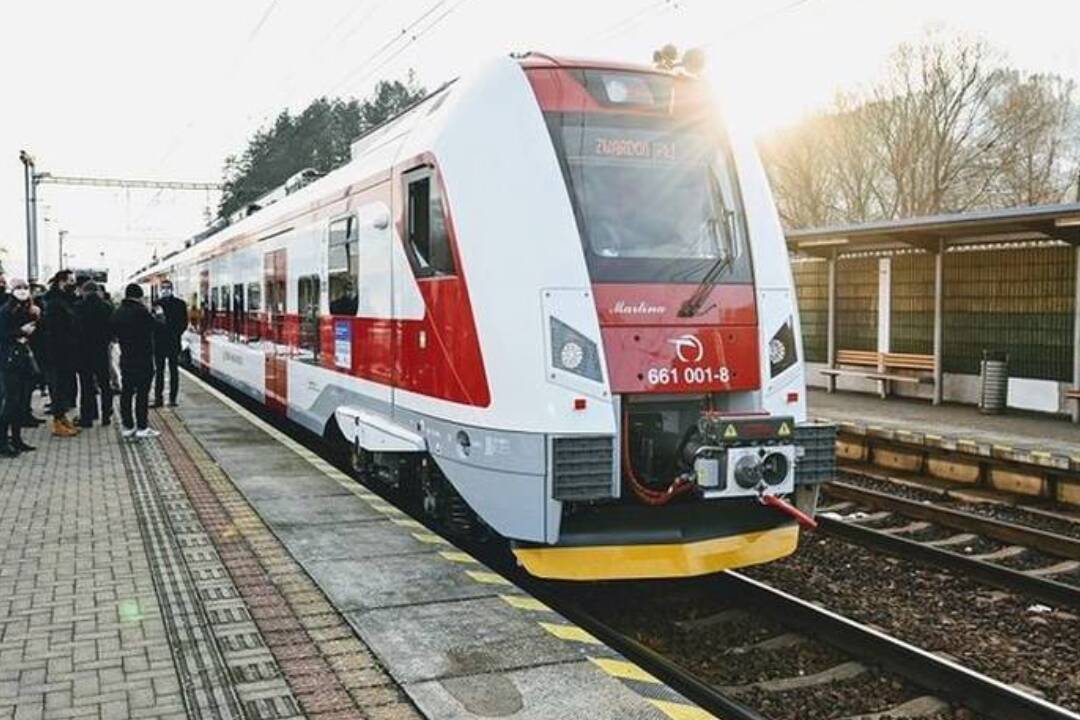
758,27 -> 1080,229
989,73 -> 1077,205
760,114 -> 837,227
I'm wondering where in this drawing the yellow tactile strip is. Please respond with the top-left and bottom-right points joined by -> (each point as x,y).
178,371 -> 719,720
154,408 -> 422,720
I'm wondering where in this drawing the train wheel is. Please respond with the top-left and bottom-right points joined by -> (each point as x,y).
420,460 -> 474,536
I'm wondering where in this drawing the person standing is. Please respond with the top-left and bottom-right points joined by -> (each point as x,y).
111,283 -> 160,439
151,280 -> 187,407
0,279 -> 39,456
74,281 -> 114,427
41,271 -> 80,437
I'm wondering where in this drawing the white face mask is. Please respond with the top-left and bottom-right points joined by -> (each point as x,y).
161,287 -> 173,298
12,289 -> 30,301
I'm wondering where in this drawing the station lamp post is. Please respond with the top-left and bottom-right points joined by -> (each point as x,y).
18,150 -> 40,283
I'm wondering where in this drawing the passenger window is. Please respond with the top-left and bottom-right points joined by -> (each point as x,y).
232,283 -> 244,340
406,171 -> 455,277
297,274 -> 321,361
221,286 -> 232,333
247,282 -> 261,312
210,287 -> 220,330
328,216 -> 359,315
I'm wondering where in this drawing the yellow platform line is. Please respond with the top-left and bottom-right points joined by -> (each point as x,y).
439,551 -> 479,564
465,570 -> 511,585
411,532 -> 450,545
588,657 -> 659,684
539,622 -> 601,644
499,595 -> 551,612
650,699 -> 718,720
390,518 -> 424,529
370,503 -> 404,516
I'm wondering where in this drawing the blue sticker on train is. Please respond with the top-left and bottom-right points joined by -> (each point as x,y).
334,321 -> 351,369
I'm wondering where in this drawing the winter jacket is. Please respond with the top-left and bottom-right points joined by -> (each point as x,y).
152,294 -> 188,355
41,286 -> 79,368
75,293 -> 115,367
111,298 -> 161,370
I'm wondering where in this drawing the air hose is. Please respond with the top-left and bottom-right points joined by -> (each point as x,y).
621,407 -> 696,506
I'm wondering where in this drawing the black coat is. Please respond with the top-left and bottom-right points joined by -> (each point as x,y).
152,295 -> 188,354
112,298 -> 161,370
0,299 -> 35,354
42,287 -> 79,368
75,293 -> 114,366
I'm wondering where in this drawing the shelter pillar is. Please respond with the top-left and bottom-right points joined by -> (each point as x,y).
932,239 -> 944,406
826,251 -> 837,392
1073,245 -> 1080,422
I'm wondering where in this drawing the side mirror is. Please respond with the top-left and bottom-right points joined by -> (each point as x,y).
370,206 -> 390,231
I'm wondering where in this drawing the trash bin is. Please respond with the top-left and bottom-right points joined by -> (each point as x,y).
979,350 -> 1008,415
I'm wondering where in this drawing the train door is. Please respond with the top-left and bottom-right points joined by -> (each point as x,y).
264,249 -> 288,414
199,269 -> 211,367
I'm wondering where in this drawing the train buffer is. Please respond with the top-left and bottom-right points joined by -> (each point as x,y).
0,378 -> 714,720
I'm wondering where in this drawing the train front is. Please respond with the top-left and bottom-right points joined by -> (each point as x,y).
511,58 -> 835,580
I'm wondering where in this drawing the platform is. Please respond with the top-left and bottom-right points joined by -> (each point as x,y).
810,388 -> 1080,505
0,376 -> 714,720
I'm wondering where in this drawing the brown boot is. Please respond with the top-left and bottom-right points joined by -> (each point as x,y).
59,414 -> 81,434
52,418 -> 78,437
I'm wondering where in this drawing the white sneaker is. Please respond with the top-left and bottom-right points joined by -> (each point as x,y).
135,428 -> 161,440
121,427 -> 137,439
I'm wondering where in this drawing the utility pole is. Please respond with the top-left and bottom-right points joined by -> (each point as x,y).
18,150 -> 39,283
58,229 -> 67,270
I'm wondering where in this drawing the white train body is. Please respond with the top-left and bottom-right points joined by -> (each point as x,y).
136,54 -> 828,580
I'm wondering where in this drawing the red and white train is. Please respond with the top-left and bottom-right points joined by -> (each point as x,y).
134,54 -> 833,581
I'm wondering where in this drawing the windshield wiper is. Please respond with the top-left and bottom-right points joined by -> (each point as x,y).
677,241 -> 734,317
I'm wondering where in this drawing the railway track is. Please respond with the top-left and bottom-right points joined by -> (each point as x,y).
819,479 -> 1080,609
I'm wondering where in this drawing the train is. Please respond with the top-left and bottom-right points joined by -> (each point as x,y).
133,53 -> 834,581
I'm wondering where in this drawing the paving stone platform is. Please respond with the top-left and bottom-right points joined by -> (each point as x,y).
0,394 -> 420,720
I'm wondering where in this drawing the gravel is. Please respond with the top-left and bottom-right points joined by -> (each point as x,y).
743,533 -> 1080,711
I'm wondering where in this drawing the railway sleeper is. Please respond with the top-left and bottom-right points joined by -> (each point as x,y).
720,660 -> 866,694
842,695 -> 950,720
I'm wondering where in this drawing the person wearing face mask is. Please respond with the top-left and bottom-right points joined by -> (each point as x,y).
74,281 -> 115,427
151,280 -> 187,408
0,279 -> 40,456
112,283 -> 163,439
41,270 -> 81,437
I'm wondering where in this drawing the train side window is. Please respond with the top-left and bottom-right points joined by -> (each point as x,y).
232,283 -> 244,340
246,282 -> 261,312
210,286 -> 220,328
221,285 -> 232,333
406,171 -> 455,277
328,216 -> 359,315
297,274 -> 321,361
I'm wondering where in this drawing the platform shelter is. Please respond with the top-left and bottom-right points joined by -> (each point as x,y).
786,203 -> 1080,420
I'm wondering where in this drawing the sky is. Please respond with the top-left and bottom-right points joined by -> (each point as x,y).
1,0 -> 1078,287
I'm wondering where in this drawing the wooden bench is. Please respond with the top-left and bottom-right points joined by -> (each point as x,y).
1066,389 -> 1080,423
820,350 -> 882,392
821,350 -> 936,397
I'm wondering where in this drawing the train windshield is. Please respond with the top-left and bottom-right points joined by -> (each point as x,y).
546,110 -> 750,284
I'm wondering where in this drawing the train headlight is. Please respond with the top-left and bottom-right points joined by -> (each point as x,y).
769,318 -> 798,377
550,318 -> 602,382
769,338 -> 786,365
560,341 -> 584,370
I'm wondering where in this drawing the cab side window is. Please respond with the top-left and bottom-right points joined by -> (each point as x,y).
328,216 -> 359,315
406,169 -> 454,277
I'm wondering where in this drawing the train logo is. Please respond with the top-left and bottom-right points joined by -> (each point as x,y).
669,334 -> 705,363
